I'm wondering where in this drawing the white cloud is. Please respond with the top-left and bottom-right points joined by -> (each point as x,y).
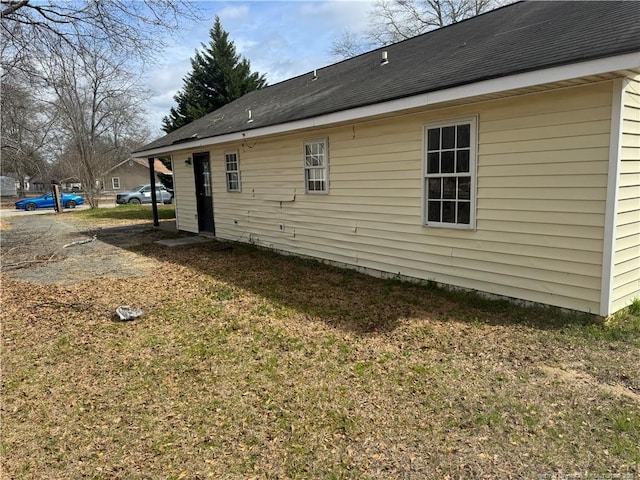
296,0 -> 374,32
147,61 -> 189,94
227,1 -> 376,82
143,54 -> 194,132
217,4 -> 251,22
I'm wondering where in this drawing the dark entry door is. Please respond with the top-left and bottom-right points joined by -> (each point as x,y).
193,152 -> 215,234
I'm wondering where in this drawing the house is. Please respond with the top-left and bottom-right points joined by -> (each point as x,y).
23,175 -> 46,193
101,158 -> 172,194
0,176 -> 17,197
134,1 -> 640,317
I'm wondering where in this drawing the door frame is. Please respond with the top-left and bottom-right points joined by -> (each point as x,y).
193,151 -> 215,235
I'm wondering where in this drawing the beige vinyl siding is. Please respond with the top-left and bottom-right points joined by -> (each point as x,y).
611,76 -> 640,312
177,81 -> 614,313
172,152 -> 198,233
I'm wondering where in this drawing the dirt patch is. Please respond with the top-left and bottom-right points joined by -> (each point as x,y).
540,365 -> 640,403
1,214 -> 173,285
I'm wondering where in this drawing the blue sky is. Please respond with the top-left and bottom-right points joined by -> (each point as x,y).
144,1 -> 375,135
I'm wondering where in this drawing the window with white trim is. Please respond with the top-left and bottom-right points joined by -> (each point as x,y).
424,117 -> 477,228
111,177 -> 120,189
304,139 -> 328,193
225,151 -> 241,192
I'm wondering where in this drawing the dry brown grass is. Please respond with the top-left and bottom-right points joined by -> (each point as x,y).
1,212 -> 639,479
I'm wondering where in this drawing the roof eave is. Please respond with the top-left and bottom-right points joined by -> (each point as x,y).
133,51 -> 640,158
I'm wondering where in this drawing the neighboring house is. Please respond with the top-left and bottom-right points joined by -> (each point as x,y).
0,176 -> 17,197
59,178 -> 82,192
101,158 -> 172,194
134,1 -> 640,316
24,176 -> 46,193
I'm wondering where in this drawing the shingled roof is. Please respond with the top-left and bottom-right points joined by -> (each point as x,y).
137,0 -> 640,154
105,158 -> 172,175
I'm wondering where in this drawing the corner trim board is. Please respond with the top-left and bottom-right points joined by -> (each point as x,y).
600,78 -> 626,317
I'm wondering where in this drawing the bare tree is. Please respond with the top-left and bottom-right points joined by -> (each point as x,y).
1,1 -> 171,206
40,41 -> 150,207
331,0 -> 504,59
329,29 -> 375,59
1,0 -> 200,81
0,81 -> 54,194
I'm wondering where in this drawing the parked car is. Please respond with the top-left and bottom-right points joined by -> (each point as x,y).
115,184 -> 173,205
15,192 -> 84,211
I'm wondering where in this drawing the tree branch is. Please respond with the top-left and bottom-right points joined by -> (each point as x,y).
0,0 -> 30,19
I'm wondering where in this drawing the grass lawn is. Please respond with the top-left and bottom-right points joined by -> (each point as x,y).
2,211 -> 639,479
72,204 -> 176,222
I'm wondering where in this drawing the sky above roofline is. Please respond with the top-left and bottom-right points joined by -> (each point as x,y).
142,0 -> 375,137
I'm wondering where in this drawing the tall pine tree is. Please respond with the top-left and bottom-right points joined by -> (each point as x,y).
162,17 -> 266,133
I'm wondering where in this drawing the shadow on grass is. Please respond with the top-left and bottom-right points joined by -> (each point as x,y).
84,222 -> 639,338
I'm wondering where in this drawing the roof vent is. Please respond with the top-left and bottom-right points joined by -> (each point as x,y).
312,68 -> 317,81
247,109 -> 253,124
380,51 -> 389,66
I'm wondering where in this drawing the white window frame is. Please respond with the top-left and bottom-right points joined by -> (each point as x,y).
423,116 -> 478,230
111,177 -> 120,189
304,138 -> 329,194
225,151 -> 241,192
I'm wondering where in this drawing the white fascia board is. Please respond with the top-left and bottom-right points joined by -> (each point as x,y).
134,52 -> 640,158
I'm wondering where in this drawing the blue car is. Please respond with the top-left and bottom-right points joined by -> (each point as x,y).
15,192 -> 84,211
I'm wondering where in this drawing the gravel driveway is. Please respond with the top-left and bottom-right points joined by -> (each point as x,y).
1,212 -> 171,285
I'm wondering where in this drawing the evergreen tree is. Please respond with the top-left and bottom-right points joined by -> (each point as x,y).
162,17 -> 266,133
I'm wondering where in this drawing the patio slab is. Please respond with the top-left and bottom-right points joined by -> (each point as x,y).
155,236 -> 214,247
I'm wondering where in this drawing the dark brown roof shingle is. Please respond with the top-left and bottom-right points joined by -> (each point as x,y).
137,1 -> 640,153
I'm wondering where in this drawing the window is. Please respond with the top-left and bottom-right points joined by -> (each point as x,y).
225,151 -> 241,192
111,177 -> 120,189
424,117 -> 477,228
304,139 -> 328,193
